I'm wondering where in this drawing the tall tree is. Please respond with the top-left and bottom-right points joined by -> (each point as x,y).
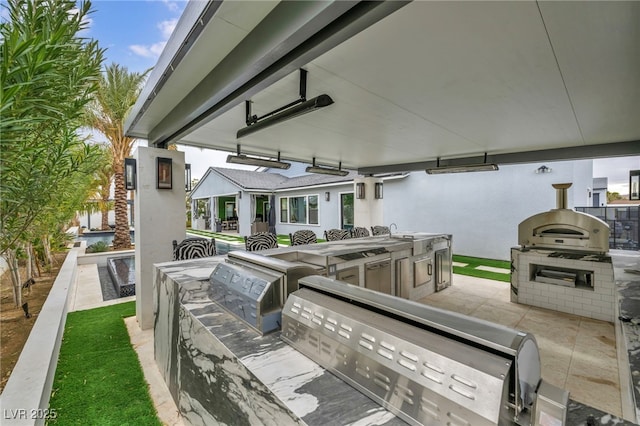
0,0 -> 104,305
85,63 -> 149,249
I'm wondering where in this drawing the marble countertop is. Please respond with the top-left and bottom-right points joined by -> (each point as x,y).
156,251 -> 639,425
612,250 -> 640,423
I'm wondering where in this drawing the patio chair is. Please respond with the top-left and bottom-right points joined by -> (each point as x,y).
172,237 -> 217,260
289,230 -> 317,246
351,227 -> 370,238
324,229 -> 351,241
244,232 -> 278,251
371,225 -> 391,236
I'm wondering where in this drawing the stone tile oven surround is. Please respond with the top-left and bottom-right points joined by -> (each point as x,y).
511,248 -> 615,322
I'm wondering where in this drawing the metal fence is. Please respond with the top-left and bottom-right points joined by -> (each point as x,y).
575,206 -> 639,251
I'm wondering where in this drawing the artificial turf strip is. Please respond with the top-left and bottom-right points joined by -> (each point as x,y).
452,254 -> 512,283
49,302 -> 161,426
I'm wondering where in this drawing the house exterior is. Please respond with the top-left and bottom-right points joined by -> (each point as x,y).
190,159 -> 594,260
189,166 -> 358,238
592,177 -> 608,207
383,159 -> 594,260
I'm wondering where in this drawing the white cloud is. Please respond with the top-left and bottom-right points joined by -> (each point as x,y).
158,18 -> 178,40
129,41 -> 167,59
161,0 -> 181,13
128,17 -> 177,60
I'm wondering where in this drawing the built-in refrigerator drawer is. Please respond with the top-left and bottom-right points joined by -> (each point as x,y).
414,257 -> 432,287
365,259 -> 391,294
336,266 -> 359,286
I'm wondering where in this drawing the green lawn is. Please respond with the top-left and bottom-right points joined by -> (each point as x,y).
49,302 -> 160,425
452,255 -> 511,282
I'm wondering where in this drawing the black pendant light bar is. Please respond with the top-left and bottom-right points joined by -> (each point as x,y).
426,153 -> 499,174
227,144 -> 291,169
305,157 -> 349,176
237,69 -> 334,139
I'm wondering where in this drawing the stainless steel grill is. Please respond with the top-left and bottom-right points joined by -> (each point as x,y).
282,275 -> 569,425
518,183 -> 610,253
208,251 -> 318,334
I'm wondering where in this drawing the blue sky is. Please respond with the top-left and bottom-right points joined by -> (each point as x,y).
85,0 -> 184,74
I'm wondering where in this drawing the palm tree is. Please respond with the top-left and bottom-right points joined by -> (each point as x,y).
85,63 -> 150,249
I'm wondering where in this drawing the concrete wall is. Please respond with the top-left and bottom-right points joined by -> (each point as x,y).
383,160 -> 594,260
134,147 -> 186,329
0,248 -> 80,425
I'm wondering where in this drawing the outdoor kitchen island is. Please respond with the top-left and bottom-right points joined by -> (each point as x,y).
152,252 -> 637,425
262,232 -> 453,300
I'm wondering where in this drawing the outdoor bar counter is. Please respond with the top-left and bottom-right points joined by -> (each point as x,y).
152,254 -> 638,425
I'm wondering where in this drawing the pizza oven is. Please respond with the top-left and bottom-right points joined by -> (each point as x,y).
518,183 -> 610,253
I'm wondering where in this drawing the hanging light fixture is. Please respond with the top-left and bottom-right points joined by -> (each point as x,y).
227,144 -> 291,169
426,153 -> 499,174
236,69 -> 334,139
305,157 -> 349,177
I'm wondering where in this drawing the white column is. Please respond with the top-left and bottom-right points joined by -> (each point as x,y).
134,147 -> 186,330
353,176 -> 384,229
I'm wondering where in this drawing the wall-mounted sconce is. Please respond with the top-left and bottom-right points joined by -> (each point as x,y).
325,192 -> 330,202
535,165 -> 552,174
356,182 -> 365,199
157,157 -> 172,189
238,190 -> 242,199
185,163 -> 192,192
631,170 -> 640,201
374,182 -> 383,199
124,158 -> 136,190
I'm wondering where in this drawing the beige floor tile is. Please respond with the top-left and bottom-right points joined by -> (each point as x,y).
564,374 -> 622,417
573,333 -> 617,359
422,296 -> 486,316
540,354 -> 571,389
577,317 -> 616,337
420,274 -> 623,418
125,317 -> 184,426
468,303 -> 524,328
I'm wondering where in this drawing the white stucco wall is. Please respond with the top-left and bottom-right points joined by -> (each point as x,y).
276,184 -> 353,239
383,160 -> 593,260
191,170 -> 240,199
134,147 -> 186,329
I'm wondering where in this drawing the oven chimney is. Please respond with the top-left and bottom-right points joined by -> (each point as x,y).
552,183 -> 572,209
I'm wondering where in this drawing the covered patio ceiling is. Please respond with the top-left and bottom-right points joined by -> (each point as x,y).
125,0 -> 640,174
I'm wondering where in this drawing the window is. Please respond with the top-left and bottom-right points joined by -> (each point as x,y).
279,195 -> 319,225
280,198 -> 288,223
309,195 -> 318,224
341,193 -> 354,229
289,197 -> 306,223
